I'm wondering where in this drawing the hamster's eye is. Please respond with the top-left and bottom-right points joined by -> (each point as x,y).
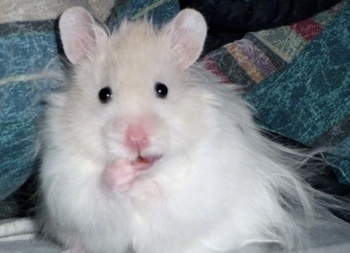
154,82 -> 168,99
99,87 -> 113,103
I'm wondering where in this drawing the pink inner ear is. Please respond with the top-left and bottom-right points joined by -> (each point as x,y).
67,28 -> 95,64
168,9 -> 207,69
59,7 -> 107,65
94,26 -> 108,49
174,28 -> 202,66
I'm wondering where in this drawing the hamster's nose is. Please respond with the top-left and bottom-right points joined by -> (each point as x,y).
125,124 -> 149,152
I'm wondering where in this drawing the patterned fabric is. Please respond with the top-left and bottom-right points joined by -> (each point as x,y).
0,0 -> 179,218
107,0 -> 179,27
202,2 -> 344,88
0,0 -> 115,23
185,0 -> 342,53
203,0 -> 350,185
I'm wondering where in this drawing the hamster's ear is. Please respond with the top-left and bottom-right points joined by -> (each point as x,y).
59,7 -> 108,65
165,9 -> 207,69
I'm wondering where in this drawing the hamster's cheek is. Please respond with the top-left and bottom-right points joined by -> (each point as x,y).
102,122 -> 129,158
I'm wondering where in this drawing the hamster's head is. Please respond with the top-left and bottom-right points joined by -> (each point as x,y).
55,7 -> 213,180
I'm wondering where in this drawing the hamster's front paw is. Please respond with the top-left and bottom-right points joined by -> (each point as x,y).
104,160 -> 137,193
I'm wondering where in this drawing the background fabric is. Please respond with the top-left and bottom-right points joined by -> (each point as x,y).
245,1 -> 350,184
181,0 -> 342,53
184,0 -> 342,30
0,0 -> 115,23
202,0 -> 350,185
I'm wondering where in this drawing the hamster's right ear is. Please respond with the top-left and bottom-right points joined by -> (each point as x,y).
165,9 -> 207,70
59,7 -> 108,65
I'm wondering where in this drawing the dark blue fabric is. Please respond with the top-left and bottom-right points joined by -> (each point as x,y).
185,0 -> 341,30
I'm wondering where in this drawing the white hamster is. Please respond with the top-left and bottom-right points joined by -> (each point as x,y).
39,6 -> 327,253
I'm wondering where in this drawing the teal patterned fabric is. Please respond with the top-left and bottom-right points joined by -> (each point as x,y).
108,0 -> 179,27
245,1 -> 350,184
0,0 -> 179,218
0,20 -> 61,202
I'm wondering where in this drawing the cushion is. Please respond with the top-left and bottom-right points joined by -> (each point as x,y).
202,0 -> 350,185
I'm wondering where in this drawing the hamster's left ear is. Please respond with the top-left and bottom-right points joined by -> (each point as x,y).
165,9 -> 207,69
59,7 -> 108,65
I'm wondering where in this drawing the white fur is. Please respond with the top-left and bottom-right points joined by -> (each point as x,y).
40,7 -> 324,253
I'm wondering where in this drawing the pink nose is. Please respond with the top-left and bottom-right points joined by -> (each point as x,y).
125,124 -> 149,151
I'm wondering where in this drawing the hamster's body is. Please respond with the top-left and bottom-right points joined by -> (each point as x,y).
40,7 -> 319,253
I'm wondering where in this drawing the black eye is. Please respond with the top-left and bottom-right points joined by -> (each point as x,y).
99,87 -> 113,103
154,82 -> 168,99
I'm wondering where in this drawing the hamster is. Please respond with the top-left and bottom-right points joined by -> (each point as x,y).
39,6 -> 328,253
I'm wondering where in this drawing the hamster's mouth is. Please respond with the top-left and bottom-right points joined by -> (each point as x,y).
131,155 -> 162,171
105,154 -> 162,193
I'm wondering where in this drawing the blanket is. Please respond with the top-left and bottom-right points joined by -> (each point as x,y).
203,0 -> 350,185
